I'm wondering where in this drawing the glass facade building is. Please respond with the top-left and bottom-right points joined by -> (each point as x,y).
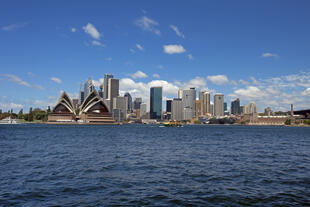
150,87 -> 162,120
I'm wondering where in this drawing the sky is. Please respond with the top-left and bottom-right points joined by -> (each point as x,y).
0,0 -> 310,113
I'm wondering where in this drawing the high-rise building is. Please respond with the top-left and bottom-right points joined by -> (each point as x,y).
113,96 -> 127,121
79,91 -> 85,105
124,92 -> 132,113
134,98 -> 142,110
172,98 -> 183,121
108,78 -> 119,111
150,87 -> 162,120
224,102 -> 227,112
195,100 -> 202,118
72,99 -> 79,109
182,88 -> 196,120
248,101 -> 258,114
199,90 -> 210,115
214,93 -> 224,117
264,107 -> 273,116
140,103 -> 147,118
210,103 -> 214,116
231,98 -> 241,115
84,78 -> 95,98
0,109 -> 2,114
98,83 -> 104,99
166,100 -> 172,113
104,73 -> 114,99
178,89 -> 183,99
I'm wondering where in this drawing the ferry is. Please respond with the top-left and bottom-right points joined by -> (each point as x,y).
0,117 -> 19,124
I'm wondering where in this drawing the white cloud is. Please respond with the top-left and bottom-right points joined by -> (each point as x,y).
50,77 -> 62,84
239,79 -> 249,85
207,75 -> 229,85
184,76 -> 207,89
91,40 -> 104,47
232,86 -> 266,100
106,57 -> 112,61
163,44 -> 186,54
2,74 -> 31,87
261,53 -> 278,58
170,25 -> 185,38
250,76 -> 260,85
129,70 -> 148,79
136,44 -> 144,51
130,49 -> 135,54
153,74 -> 160,79
82,23 -> 101,40
301,88 -> 310,96
134,16 -> 161,35
2,22 -> 28,31
187,54 -> 194,60
0,102 -> 23,110
71,27 -> 76,32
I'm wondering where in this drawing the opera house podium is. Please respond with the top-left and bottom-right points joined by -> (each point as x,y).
48,91 -> 116,124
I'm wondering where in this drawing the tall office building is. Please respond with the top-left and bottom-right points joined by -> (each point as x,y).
199,90 -> 210,115
108,78 -> 119,111
98,83 -> 104,99
140,103 -> 147,118
166,100 -> 172,113
79,90 -> 85,105
231,98 -> 241,115
84,78 -> 95,98
178,89 -> 183,99
182,88 -> 196,120
104,73 -> 114,99
210,103 -> 214,116
124,92 -> 132,113
150,87 -> 162,120
195,100 -> 202,118
224,102 -> 227,112
134,98 -> 142,110
172,98 -> 184,121
113,96 -> 127,122
214,93 -> 224,117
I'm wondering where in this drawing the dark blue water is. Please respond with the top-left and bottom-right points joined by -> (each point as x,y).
0,124 -> 309,206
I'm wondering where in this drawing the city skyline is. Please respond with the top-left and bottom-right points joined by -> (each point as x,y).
1,1 -> 310,112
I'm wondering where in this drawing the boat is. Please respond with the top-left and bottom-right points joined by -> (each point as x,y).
0,117 -> 19,124
162,121 -> 183,127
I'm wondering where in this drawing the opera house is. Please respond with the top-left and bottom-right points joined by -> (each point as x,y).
48,91 -> 115,124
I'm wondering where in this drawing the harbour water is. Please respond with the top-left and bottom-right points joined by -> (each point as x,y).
0,124 -> 309,206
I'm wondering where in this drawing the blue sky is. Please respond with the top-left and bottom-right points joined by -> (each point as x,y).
1,0 -> 310,112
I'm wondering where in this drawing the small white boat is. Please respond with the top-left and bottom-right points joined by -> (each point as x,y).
0,117 -> 19,124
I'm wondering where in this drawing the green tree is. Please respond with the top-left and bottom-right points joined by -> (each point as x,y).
18,109 -> 24,119
285,119 -> 291,125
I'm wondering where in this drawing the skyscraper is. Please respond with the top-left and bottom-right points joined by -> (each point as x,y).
84,78 -> 95,98
98,83 -> 104,99
182,88 -> 196,120
195,100 -> 202,118
104,73 -> 114,99
108,78 -> 119,111
199,90 -> 210,115
134,98 -> 142,110
113,96 -> 127,122
214,93 -> 224,117
231,98 -> 241,115
140,103 -> 147,118
166,100 -> 172,113
172,98 -> 183,121
150,87 -> 162,120
124,92 -> 132,113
